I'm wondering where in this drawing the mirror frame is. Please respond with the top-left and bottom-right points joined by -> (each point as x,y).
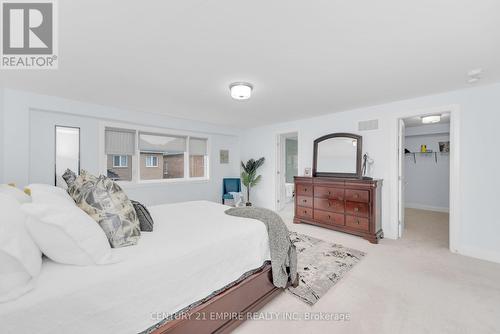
313,132 -> 362,178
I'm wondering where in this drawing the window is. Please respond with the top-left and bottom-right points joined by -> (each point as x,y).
55,126 -> 80,187
113,155 -> 128,167
105,128 -> 135,181
145,155 -> 158,167
139,132 -> 187,180
103,125 -> 209,183
189,138 -> 208,178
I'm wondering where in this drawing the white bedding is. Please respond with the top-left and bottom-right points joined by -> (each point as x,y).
0,201 -> 271,334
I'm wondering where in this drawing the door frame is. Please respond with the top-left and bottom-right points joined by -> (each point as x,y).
274,130 -> 299,211
397,119 -> 405,238
393,104 -> 461,253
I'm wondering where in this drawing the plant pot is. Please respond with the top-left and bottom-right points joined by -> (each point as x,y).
245,202 -> 252,207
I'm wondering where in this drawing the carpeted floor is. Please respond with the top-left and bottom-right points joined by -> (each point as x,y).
234,208 -> 500,334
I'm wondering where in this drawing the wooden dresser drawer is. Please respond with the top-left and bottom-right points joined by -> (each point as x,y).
314,186 -> 344,200
345,201 -> 369,217
345,189 -> 369,203
346,215 -> 369,231
314,210 -> 345,226
296,196 -> 313,208
294,176 -> 382,244
296,184 -> 312,196
296,207 -> 313,220
314,198 -> 344,213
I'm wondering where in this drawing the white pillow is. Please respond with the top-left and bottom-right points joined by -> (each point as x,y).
0,194 -> 42,303
22,203 -> 120,266
27,183 -> 75,207
0,184 -> 31,204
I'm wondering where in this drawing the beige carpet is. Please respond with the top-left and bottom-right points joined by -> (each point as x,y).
234,208 -> 500,334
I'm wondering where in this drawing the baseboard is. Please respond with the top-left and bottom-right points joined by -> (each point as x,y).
405,203 -> 449,213
456,245 -> 500,264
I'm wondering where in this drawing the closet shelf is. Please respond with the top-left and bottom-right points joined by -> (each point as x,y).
405,152 -> 448,163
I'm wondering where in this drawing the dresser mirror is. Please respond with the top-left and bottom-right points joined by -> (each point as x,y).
313,133 -> 362,178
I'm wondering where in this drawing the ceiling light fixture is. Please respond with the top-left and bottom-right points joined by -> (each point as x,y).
229,82 -> 253,100
421,115 -> 441,124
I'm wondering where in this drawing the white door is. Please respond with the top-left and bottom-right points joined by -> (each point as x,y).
398,119 -> 406,237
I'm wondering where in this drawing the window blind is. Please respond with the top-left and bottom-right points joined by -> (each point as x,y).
105,128 -> 135,155
139,132 -> 187,154
189,138 -> 208,155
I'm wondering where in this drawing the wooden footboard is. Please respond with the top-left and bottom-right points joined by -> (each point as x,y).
152,264 -> 281,334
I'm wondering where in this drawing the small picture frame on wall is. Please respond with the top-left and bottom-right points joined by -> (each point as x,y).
220,149 -> 229,164
304,167 -> 312,177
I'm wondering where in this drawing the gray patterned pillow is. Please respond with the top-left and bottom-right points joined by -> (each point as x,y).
131,200 -> 154,232
62,169 -> 77,188
68,171 -> 141,248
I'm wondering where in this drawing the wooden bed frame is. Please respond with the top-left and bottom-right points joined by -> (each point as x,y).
152,264 -> 281,334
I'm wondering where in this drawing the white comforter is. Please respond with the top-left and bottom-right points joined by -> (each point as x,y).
0,201 -> 271,334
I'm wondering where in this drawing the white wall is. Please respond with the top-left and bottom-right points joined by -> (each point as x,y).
0,88 -> 241,205
241,82 -> 500,263
404,124 -> 450,212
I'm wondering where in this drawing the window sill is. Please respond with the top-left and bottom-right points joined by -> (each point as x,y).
117,178 -> 210,189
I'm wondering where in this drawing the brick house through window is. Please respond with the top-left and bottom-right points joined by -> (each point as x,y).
140,153 -> 164,180
163,154 -> 185,179
107,155 -> 132,181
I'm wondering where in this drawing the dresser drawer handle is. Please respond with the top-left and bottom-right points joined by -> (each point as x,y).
303,210 -> 307,214
356,220 -> 360,225
304,188 -> 307,192
328,191 -> 331,195
354,207 -> 359,212
302,199 -> 307,203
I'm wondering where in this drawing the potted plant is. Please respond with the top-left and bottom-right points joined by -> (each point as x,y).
241,157 -> 265,206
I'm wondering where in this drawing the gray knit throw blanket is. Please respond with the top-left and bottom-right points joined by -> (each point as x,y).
225,207 -> 298,288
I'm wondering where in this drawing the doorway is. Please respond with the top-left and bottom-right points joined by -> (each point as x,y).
398,112 -> 452,248
276,132 -> 298,215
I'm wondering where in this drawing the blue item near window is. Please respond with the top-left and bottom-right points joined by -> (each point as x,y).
222,178 -> 241,203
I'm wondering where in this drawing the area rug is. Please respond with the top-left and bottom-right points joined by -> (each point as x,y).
287,232 -> 366,305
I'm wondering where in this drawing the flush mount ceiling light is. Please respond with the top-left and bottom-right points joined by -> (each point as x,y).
421,115 -> 441,124
229,82 -> 253,100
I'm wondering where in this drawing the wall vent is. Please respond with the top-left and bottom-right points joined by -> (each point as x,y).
358,119 -> 379,131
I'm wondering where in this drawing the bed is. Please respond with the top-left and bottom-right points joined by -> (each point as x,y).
0,201 -> 279,334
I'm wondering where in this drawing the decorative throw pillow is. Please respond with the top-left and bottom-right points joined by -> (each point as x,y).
67,170 -> 98,199
68,171 -> 141,248
61,169 -> 77,188
0,194 -> 42,302
0,184 -> 31,204
131,200 -> 154,232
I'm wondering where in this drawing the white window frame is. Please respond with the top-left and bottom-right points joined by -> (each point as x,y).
145,155 -> 159,168
99,122 -> 210,187
112,155 -> 128,168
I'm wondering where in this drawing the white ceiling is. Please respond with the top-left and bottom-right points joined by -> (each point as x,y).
1,0 -> 499,128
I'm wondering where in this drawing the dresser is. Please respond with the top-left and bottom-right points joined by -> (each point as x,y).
294,176 -> 383,243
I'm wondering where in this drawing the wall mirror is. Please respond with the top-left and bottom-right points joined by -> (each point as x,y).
313,133 -> 362,178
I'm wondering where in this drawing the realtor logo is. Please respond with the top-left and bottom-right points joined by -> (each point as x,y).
1,0 -> 58,69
